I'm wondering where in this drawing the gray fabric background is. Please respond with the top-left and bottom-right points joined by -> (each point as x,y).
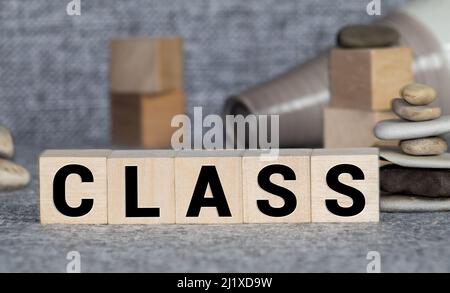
0,0 -> 410,146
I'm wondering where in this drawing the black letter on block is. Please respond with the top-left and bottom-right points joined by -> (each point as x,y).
325,164 -> 365,217
257,164 -> 297,217
186,166 -> 232,217
53,164 -> 94,217
125,166 -> 160,217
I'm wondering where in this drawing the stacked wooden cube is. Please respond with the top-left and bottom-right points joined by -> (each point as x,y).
109,37 -> 185,147
325,45 -> 414,148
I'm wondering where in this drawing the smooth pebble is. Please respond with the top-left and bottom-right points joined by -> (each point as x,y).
381,195 -> 450,213
374,116 -> 450,140
0,126 -> 14,158
0,159 -> 30,191
400,137 -> 448,156
380,147 -> 450,169
392,98 -> 441,121
381,165 -> 450,198
337,25 -> 400,48
400,83 -> 437,106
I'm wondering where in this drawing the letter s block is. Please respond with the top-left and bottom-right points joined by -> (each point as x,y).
175,150 -> 243,224
242,149 -> 312,223
39,150 -> 111,224
311,148 -> 379,223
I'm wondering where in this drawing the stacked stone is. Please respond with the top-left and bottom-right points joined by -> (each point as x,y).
0,126 -> 30,191
374,83 -> 450,212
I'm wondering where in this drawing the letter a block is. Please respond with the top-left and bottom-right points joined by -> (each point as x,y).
107,150 -> 176,224
311,148 -> 379,223
242,149 -> 312,223
39,150 -> 111,224
175,150 -> 243,224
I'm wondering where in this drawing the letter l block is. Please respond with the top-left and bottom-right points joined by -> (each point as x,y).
107,150 -> 176,224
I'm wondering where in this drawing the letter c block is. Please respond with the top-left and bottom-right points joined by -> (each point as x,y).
311,148 -> 379,223
39,150 -> 111,224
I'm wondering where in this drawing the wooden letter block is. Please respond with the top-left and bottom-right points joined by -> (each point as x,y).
242,149 -> 312,223
311,148 -> 379,223
110,37 -> 184,94
324,107 -> 398,148
330,47 -> 413,110
39,150 -> 111,224
175,150 -> 243,224
107,150 -> 176,224
111,90 -> 185,147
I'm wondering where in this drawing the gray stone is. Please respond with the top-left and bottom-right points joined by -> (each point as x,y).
400,83 -> 437,106
374,116 -> 450,140
380,147 -> 450,169
381,165 -> 450,197
0,159 -> 30,191
0,126 -> 14,158
400,137 -> 448,156
337,25 -> 400,48
392,98 -> 441,121
381,195 -> 450,213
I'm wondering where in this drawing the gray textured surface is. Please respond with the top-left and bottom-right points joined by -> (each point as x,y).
0,0 -> 410,146
1,144 -> 450,273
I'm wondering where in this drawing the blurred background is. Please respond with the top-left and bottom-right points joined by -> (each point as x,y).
0,0 -> 411,147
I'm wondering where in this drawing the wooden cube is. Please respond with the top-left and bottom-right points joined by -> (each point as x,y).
110,37 -> 183,94
311,148 -> 379,223
324,107 -> 398,148
107,150 -> 176,224
330,47 -> 413,110
175,150 -> 243,224
111,90 -> 185,147
242,149 -> 312,223
39,150 -> 111,224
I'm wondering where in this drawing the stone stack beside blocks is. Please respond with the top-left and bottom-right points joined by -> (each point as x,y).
375,83 -> 450,212
325,25 -> 414,148
0,126 -> 30,191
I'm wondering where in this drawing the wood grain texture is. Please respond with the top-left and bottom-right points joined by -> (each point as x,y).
242,149 -> 312,223
107,150 -> 176,224
175,150 -> 244,224
39,150 -> 111,224
311,148 -> 379,223
110,37 -> 184,94
324,107 -> 398,148
111,90 -> 185,147
330,47 -> 413,110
